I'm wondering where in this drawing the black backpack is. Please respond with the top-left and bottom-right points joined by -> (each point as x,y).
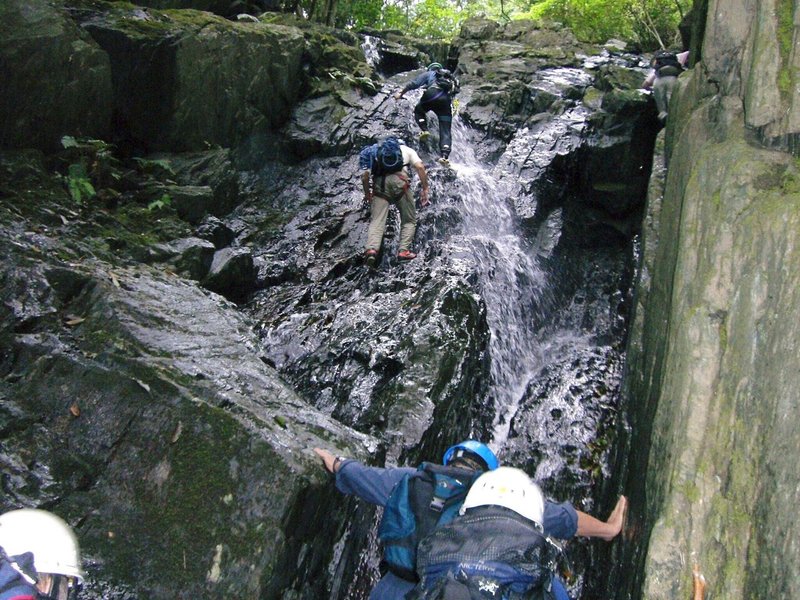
377,463 -> 482,582
434,69 -> 459,95
653,50 -> 684,77
411,505 -> 563,600
372,136 -> 405,176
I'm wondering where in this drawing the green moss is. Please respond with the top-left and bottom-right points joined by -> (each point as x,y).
777,0 -> 794,99
780,159 -> 800,194
99,402 -> 280,586
678,479 -> 701,503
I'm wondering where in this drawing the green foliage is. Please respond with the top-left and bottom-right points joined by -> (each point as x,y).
60,136 -> 121,198
147,194 -> 173,212
61,136 -> 117,166
134,157 -> 176,180
262,0 -> 687,46
66,163 -> 96,205
528,0 -> 690,48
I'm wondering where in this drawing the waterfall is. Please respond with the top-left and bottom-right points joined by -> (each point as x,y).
360,35 -> 381,69
437,124 -> 553,445
435,90 -> 606,480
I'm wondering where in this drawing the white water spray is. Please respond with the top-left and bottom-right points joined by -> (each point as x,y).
440,107 -> 593,450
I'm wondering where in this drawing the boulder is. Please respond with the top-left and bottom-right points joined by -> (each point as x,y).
74,3 -> 305,152
150,236 -> 216,280
202,247 -> 257,301
195,215 -> 235,249
0,255 -> 372,597
0,0 -> 113,152
160,185 -> 214,225
149,150 -> 241,217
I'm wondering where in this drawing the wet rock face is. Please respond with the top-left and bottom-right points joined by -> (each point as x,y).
0,0 -> 113,151
622,52 -> 800,598
1,12 -> 659,600
0,155 -> 374,598
236,19 -> 655,597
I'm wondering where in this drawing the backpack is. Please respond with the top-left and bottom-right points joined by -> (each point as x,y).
410,505 -> 563,600
378,463 -> 482,582
433,69 -> 459,95
372,136 -> 405,176
653,50 -> 684,77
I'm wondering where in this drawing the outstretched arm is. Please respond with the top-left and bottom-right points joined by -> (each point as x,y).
394,71 -> 432,99
313,447 -> 414,506
575,495 -> 627,541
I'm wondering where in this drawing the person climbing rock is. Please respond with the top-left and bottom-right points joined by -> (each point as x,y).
394,63 -> 460,165
412,467 -> 569,600
358,135 -> 429,266
642,49 -> 690,122
0,509 -> 85,600
314,440 -> 627,600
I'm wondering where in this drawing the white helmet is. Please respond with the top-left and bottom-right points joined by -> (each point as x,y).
0,509 -> 84,582
460,466 -> 545,528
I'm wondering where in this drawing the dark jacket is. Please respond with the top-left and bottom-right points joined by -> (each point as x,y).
0,552 -> 38,600
335,461 -> 578,600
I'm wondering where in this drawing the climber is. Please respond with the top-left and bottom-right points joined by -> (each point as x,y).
412,467 -> 569,600
314,440 -> 627,600
0,509 -> 85,600
358,135 -> 429,266
393,62 -> 460,165
642,49 -> 690,122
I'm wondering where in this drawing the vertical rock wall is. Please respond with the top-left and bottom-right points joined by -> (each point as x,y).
623,1 -> 800,598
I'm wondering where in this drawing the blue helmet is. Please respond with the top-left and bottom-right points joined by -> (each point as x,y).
427,62 -> 443,71
443,440 -> 499,471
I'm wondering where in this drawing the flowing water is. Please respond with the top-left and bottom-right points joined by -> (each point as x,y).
433,104 -> 603,465
360,35 -> 381,69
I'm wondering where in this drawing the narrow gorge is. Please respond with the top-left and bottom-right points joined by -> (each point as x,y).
1,1 -> 798,599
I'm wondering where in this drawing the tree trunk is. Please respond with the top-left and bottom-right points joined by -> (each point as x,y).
323,0 -> 337,26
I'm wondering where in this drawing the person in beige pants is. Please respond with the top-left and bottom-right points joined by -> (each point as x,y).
359,141 -> 429,265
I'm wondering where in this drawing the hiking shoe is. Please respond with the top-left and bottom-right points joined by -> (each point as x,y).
364,249 -> 378,267
419,131 -> 431,142
438,157 -> 451,167
397,250 -> 417,261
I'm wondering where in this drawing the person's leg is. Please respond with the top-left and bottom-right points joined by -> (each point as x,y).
653,76 -> 677,120
396,187 -> 417,253
413,102 -> 430,133
432,96 -> 453,158
366,193 -> 390,252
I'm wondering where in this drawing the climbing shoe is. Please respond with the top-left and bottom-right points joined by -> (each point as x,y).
419,131 -> 431,142
397,250 -> 417,261
364,249 -> 378,267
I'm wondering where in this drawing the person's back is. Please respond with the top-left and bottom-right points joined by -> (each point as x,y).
378,461 -> 484,582
394,63 -> 459,162
643,49 -> 689,122
411,467 -> 568,600
358,136 -> 429,265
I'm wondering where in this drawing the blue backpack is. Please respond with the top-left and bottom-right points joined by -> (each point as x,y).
372,136 -> 405,176
411,505 -> 564,600
378,463 -> 481,582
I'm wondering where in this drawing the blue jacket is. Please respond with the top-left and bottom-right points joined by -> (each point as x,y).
0,553 -> 38,600
335,461 -> 577,600
401,71 -> 438,95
